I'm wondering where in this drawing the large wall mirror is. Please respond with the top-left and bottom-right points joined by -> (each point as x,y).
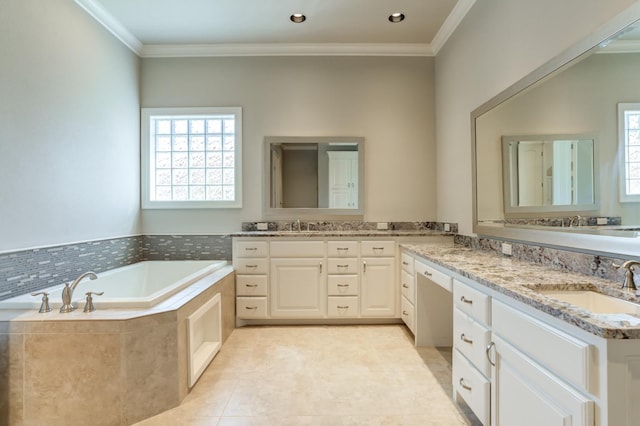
264,136 -> 364,218
472,9 -> 640,257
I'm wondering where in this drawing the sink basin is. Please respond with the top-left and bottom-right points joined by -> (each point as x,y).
539,290 -> 640,314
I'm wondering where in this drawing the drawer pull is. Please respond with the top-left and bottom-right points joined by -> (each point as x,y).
486,342 -> 496,366
245,284 -> 258,288
337,305 -> 349,309
246,264 -> 258,268
402,261 -> 409,266
337,284 -> 349,287
337,247 -> 349,252
460,333 -> 473,344
402,283 -> 409,288
373,247 -> 384,253
245,247 -> 257,251
424,271 -> 432,277
460,295 -> 473,305
459,378 -> 472,391
245,306 -> 258,310
402,310 -> 409,316
337,264 -> 349,268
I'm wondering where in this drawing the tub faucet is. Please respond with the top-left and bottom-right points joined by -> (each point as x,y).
568,215 -> 581,227
60,271 -> 97,313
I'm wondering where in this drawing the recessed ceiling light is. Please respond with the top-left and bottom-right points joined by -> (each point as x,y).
388,12 -> 405,23
290,13 -> 306,23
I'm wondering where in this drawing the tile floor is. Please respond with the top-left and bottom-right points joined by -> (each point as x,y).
134,325 -> 481,425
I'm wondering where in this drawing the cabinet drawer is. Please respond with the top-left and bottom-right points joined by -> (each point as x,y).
400,253 -> 414,275
328,258 -> 358,274
327,275 -> 358,296
270,241 -> 325,257
328,296 -> 359,318
453,279 -> 490,324
453,349 -> 490,426
234,258 -> 268,275
417,261 -> 453,292
236,275 -> 267,296
236,297 -> 268,318
453,308 -> 491,377
492,299 -> 592,392
360,241 -> 395,257
235,241 -> 268,257
400,269 -> 415,304
327,241 -> 359,257
401,296 -> 415,333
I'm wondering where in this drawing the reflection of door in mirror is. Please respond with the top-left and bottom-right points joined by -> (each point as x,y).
328,151 -> 358,208
271,145 -> 283,207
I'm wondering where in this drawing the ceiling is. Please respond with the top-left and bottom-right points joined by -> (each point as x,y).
75,0 -> 475,57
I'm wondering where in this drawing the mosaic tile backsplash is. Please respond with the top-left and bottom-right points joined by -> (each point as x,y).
0,235 -> 232,301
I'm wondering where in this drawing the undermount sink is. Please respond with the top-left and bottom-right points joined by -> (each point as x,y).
539,290 -> 640,314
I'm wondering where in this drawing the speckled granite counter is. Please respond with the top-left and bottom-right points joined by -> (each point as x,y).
232,230 -> 450,238
402,243 -> 640,339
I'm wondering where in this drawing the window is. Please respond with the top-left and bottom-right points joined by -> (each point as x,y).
141,107 -> 242,209
618,103 -> 640,203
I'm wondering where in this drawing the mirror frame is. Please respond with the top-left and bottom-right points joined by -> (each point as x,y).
471,5 -> 640,258
263,136 -> 365,219
501,134 -> 599,215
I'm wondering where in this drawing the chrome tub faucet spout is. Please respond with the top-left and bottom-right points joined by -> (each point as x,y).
60,271 -> 98,313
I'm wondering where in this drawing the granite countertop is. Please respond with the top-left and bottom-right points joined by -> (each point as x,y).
402,243 -> 640,339
232,230 -> 450,237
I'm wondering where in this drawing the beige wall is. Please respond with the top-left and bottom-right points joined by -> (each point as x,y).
0,0 -> 141,251
435,0 -> 639,235
140,56 -> 436,234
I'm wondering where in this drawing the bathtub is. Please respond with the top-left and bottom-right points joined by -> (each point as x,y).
0,260 -> 228,310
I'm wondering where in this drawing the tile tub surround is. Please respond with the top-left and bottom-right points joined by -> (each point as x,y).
403,242 -> 640,339
0,234 -> 232,302
0,267 -> 236,426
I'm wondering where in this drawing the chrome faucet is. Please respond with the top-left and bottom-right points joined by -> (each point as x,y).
616,261 -> 640,292
297,219 -> 301,232
60,271 -> 97,313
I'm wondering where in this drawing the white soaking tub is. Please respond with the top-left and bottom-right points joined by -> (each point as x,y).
0,260 -> 228,310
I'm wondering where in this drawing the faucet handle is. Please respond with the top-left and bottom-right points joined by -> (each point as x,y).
83,291 -> 104,313
30,291 -> 51,313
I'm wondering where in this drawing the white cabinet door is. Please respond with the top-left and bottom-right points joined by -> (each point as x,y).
491,334 -> 594,426
270,258 -> 326,318
360,257 -> 396,317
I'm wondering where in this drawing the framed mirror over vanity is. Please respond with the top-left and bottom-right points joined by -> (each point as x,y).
263,136 -> 365,218
472,12 -> 640,257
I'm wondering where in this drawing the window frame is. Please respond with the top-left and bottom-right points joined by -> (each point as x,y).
141,107 -> 242,209
618,103 -> 640,203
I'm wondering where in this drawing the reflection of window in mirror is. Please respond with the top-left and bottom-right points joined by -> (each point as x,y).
619,103 -> 640,202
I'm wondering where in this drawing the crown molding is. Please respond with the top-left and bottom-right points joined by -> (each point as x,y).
431,0 -> 476,55
74,0 -> 143,54
140,43 -> 434,58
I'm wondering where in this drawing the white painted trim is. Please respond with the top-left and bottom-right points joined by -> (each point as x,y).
431,0 -> 476,55
74,0 -> 143,55
140,43 -> 434,58
598,39 -> 640,53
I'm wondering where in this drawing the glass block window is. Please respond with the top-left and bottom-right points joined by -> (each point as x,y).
141,107 -> 242,209
618,103 -> 640,203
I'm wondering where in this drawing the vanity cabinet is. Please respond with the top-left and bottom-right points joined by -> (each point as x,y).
327,240 -> 359,318
269,241 -> 326,318
400,253 -> 415,332
360,241 -> 396,317
233,237 -> 405,323
489,299 -> 594,426
452,279 -> 491,425
234,241 -> 269,319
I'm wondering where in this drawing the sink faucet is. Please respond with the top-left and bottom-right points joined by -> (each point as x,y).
568,215 -> 581,227
60,271 -> 97,313
616,261 -> 640,292
297,218 -> 301,232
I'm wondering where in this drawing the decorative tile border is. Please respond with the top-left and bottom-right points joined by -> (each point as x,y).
141,235 -> 232,261
503,216 -> 621,227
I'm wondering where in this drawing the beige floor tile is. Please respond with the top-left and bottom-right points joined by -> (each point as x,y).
133,325 -> 481,426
